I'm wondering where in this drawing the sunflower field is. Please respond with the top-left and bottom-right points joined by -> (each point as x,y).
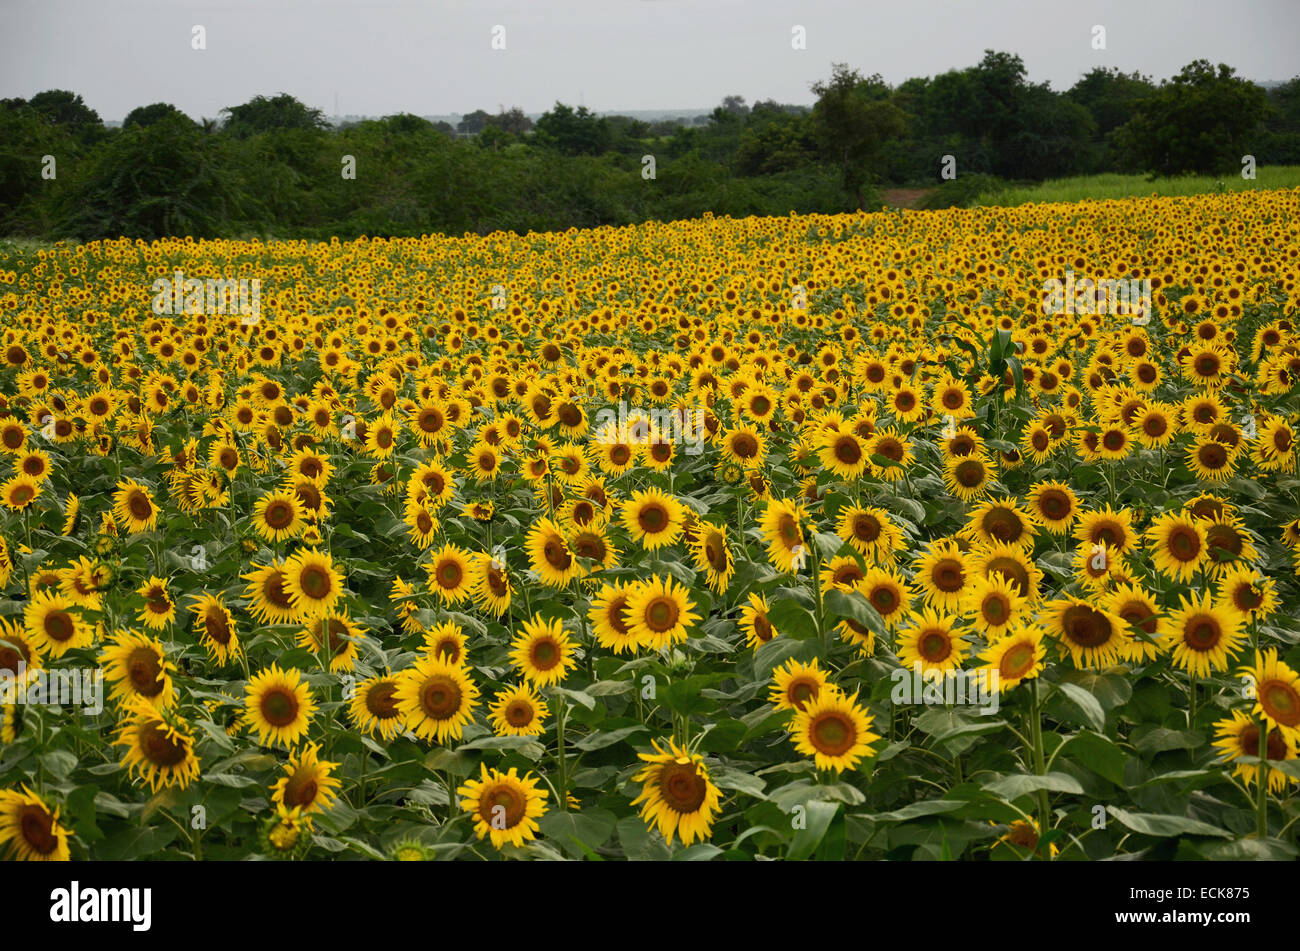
2,188 -> 1300,863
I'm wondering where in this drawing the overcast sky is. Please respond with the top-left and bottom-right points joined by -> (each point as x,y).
2,0 -> 1297,121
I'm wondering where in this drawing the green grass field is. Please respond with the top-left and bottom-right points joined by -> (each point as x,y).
969,166 -> 1300,207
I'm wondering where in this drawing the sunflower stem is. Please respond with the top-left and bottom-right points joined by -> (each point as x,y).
1028,678 -> 1051,859
1256,715 -> 1270,839
555,691 -> 569,811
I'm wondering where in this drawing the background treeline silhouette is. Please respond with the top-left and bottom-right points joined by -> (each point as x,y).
2,52 -> 1297,240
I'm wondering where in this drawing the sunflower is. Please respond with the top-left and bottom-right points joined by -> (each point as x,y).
759,497 -> 808,572
60,494 -> 80,536
253,489 -> 305,543
297,612 -> 365,672
1106,583 -> 1162,662
0,617 -> 40,681
1074,505 -> 1136,554
347,673 -> 405,739
975,622 -> 1047,693
942,453 -> 993,501
394,654 -> 480,743
489,684 -> 549,737
624,575 -> 701,651
419,620 -> 466,667
24,591 -> 91,659
114,697 -> 202,791
691,521 -> 734,593
0,786 -> 71,861
620,488 -> 686,551
1043,595 -> 1130,670
791,689 -> 879,773
1216,567 -> 1276,621
190,593 -> 240,665
425,542 -> 474,603
912,541 -> 970,612
1,474 -> 41,511
524,517 -> 579,587
1202,514 -> 1258,578
721,425 -> 767,469
738,592 -> 778,648
60,555 -> 108,610
404,499 -> 440,550
1156,592 -> 1244,679
111,478 -> 158,533
968,541 -> 1042,603
469,552 -> 513,617
244,664 -> 316,748
896,609 -> 965,677
1253,415 -> 1297,472
818,424 -> 869,479
1025,480 -> 1078,533
968,499 -> 1036,549
819,555 -> 866,593
271,743 -> 341,816
856,565 -> 913,629
630,739 -> 722,846
15,448 -> 51,482
241,559 -> 303,625
1145,512 -> 1207,581
569,524 -> 618,575
280,548 -> 344,618
99,629 -> 175,710
1186,436 -> 1238,483
769,657 -> 835,712
134,575 -> 175,631
931,377 -> 974,419
1241,650 -> 1300,743
1212,710 -> 1297,793
457,764 -> 549,849
510,614 -> 578,686
962,572 -> 1023,638
868,427 -> 913,481
589,582 -> 641,654
836,504 -> 902,563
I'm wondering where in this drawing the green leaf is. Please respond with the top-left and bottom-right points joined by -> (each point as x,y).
538,808 -> 617,859
984,772 -> 1084,801
572,724 -> 648,752
1133,726 -> 1204,756
1106,807 -> 1232,838
1056,682 -> 1107,733
456,734 -> 546,759
823,588 -> 887,636
786,800 -> 840,860
1057,731 -> 1127,785
859,800 -> 965,823
766,599 -> 818,639
673,843 -> 724,861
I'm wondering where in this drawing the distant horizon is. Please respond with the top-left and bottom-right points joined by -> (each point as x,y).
83,77 -> 1300,127
3,0 -> 1296,126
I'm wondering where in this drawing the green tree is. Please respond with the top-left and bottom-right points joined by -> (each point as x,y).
123,103 -> 194,130
1114,61 -> 1268,175
61,113 -> 242,238
220,94 -> 329,138
810,65 -> 906,208
533,103 -> 612,156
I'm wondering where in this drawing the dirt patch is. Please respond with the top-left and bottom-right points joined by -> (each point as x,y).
880,188 -> 933,209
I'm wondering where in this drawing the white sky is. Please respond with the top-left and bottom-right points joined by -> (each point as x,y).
1,0 -> 1297,121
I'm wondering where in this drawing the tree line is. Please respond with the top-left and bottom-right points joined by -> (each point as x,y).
2,51 -> 1297,240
